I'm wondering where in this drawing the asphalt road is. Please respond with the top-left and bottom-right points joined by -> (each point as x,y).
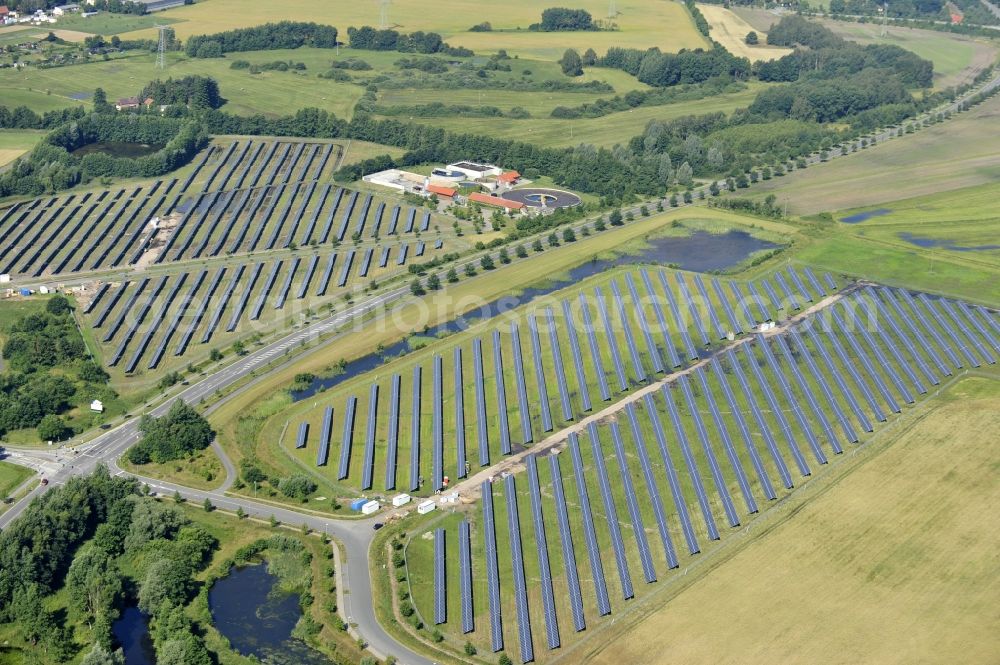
1,70 -> 996,665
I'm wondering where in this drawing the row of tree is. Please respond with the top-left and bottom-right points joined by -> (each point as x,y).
138,75 -> 223,110
345,25 -> 473,57
597,45 -> 751,87
185,21 -> 338,58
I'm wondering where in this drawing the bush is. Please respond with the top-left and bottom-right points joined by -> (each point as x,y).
278,475 -> 318,500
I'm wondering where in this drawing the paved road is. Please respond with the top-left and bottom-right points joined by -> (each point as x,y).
1,68 -> 996,664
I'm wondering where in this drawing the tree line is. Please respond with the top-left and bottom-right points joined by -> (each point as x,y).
138,75 -> 223,110
185,21 -> 338,58
598,45 -> 751,87
346,25 -> 473,57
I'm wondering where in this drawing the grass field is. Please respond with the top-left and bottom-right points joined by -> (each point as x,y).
389,83 -> 768,149
51,12 -> 180,36
696,4 -> 792,61
119,0 -> 709,60
0,129 -> 46,168
0,461 -> 33,499
587,375 -> 1000,665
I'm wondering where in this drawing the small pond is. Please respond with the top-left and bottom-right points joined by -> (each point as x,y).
898,232 -> 1000,252
71,142 -> 164,159
292,229 -> 780,400
209,564 -> 333,665
111,606 -> 155,665
840,208 -> 893,224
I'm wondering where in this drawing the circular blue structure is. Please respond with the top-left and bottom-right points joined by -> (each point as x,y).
500,187 -> 581,209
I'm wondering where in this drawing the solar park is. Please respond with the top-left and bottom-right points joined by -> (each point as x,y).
284,264 -> 999,662
0,138 -> 468,377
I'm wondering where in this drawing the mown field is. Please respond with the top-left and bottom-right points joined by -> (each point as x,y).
0,129 -> 46,169
696,4 -> 792,61
118,0 -> 710,60
587,374 -> 1000,665
0,461 -> 34,500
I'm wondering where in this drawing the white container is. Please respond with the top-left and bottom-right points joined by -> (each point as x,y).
361,500 -> 380,515
417,500 -> 436,515
392,493 -> 412,507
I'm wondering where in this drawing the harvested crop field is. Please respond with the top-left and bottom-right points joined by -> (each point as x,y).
697,4 -> 792,61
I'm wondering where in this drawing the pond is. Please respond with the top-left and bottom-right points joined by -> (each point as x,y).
291,229 -> 780,400
840,208 -> 893,224
898,232 -> 1000,252
111,606 -> 155,665
209,564 -> 333,665
71,142 -> 164,159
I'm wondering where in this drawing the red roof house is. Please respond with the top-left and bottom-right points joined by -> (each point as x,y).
427,184 -> 457,198
497,170 -> 520,184
468,192 -> 525,211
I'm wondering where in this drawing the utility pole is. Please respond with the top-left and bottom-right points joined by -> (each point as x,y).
881,2 -> 889,37
155,25 -> 168,69
379,0 -> 391,29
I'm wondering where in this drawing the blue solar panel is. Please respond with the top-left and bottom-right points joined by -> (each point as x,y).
432,355 -> 444,490
473,338 -> 490,466
585,423 -> 634,599
656,270 -> 699,361
201,265 -> 242,344
802,266 -> 826,298
481,481 -> 504,652
509,323 -> 534,443
594,287 -> 629,391
935,296 -> 993,365
404,208 -> 416,233
415,242 -> 425,257
410,366 -> 421,492
126,274 -> 184,372
298,183 -> 330,246
317,188 -> 345,244
296,422 -> 309,449
149,269 -> 205,369
786,266 -> 812,302
525,456 -> 560,649
396,244 -> 408,266
458,520 -> 474,634
384,374 -> 401,490
316,253 -> 337,297
606,421 -> 657,583
623,404 -> 678,568
692,274 -> 726,340
722,350 -> 795,487
862,289 -> 934,391
337,250 -> 355,288
560,301 -> 592,414
779,334 -> 857,446
566,434 -> 611,615
760,278 -> 783,313
772,271 -> 799,310
802,325 -> 879,428
336,190 -> 359,242
529,317 -> 555,430
337,396 -> 357,480
639,270 -> 682,368
454,347 -> 467,477
103,278 -> 149,342
675,273 -> 711,347
274,257 -> 299,309
358,248 -> 374,278
361,384 -> 379,489
830,302 -> 909,407
386,205 -> 401,235
611,280 -> 649,380
545,308 -> 574,422
952,300 -> 999,358
226,263 -> 263,332
711,277 -> 742,334
434,528 -> 447,625
893,288 -> 959,372
746,280 -> 772,323
317,406 -> 333,466
641,394 -> 699,555
547,453 -> 588,629
249,260 -> 282,320
420,211 -> 431,232
659,384 -> 719,540
493,330 -> 512,455
112,276 -> 169,368
504,475 -> 535,663
379,246 -> 390,268
877,288 -> 947,380
370,201 -> 385,238
728,281 -> 756,330
679,374 -> 742,526
578,295 -> 612,401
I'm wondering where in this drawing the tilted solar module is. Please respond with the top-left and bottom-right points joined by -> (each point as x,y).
274,257 -> 299,309
404,208 -> 416,233
282,181 -> 317,247
123,274 -> 183,372
585,423 -> 634,599
83,283 -> 110,316
829,301 -> 910,407
481,480 -> 504,652
802,325 -> 880,427
93,280 -> 130,328
951,300 -> 999,356
772,271 -> 799,310
623,404 -> 679,569
410,366 -> 422,492
936,296 -> 994,365
315,253 -> 338,297
746,280 -> 772,323
786,266 -> 812,302
611,280 -> 649,380
528,316 -> 555,430
370,202 -> 386,238
296,255 -> 319,299
250,260 -> 283,320
420,211 -> 432,232
384,374 -> 401,490
860,288 -> 934,391
678,374 -> 742,526
801,265 -> 826,297
396,244 -> 409,265
458,520 -> 475,633
760,278 -> 783,314
728,280 -> 756,331
712,277 -> 743,334
691,274 -> 726,340
493,330 -> 512,455
358,247 -> 374,278
509,323 -> 534,443
336,190 -> 359,242
415,241 -> 426,257
337,249 -> 355,288
545,308 -> 574,422
148,269 -> 206,369
640,270 -> 683,368
434,528 -> 447,625
578,295 -> 612,401
525,456 -> 561,649
642,394 -> 700,555
296,422 -> 309,449
202,265 -> 243,344
317,188 -> 345,244
877,288 -> 948,380
226,262 -> 264,331
659,384 -> 720,540
887,288 -> 955,374
656,270 -> 699,361
594,287 -> 630,391
473,338 -> 490,466
454,347 -> 467,477
386,205 -> 401,235
560,301 -> 592,414
337,395 -> 357,480
361,383 -> 379,490
778,333 -> 856,446
355,193 -> 373,237
624,273 -> 665,374
103,278 -> 150,342
607,421 -> 657,582
432,355 -> 445,490
547,453 -> 588,629
378,246 -> 391,269
675,273 -> 711,346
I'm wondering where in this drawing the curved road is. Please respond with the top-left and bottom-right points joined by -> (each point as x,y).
1,69 -> 997,665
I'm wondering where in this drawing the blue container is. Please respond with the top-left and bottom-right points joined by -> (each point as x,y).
350,498 -> 367,511
19,288 -> 31,296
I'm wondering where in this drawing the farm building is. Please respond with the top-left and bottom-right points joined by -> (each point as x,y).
447,161 -> 502,180
116,97 -> 153,111
426,184 -> 457,199
468,192 -> 525,211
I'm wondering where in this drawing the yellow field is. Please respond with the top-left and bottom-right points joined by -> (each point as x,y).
0,149 -> 28,168
588,375 -> 1000,665
697,4 -> 791,62
120,0 -> 709,60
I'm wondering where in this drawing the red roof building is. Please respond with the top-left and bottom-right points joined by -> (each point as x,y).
497,170 -> 520,184
0,7 -> 9,19
468,192 -> 525,211
426,184 -> 457,198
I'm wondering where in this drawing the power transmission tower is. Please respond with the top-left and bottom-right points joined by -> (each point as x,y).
608,0 -> 617,18
155,24 -> 168,69
379,0 -> 391,29
881,2 -> 889,36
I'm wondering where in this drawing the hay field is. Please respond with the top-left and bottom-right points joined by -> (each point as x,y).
588,375 -> 1000,665
746,92 -> 1000,216
697,4 -> 792,61
0,129 -> 46,169
118,0 -> 710,60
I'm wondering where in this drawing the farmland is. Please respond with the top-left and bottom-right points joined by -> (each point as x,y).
117,0 -> 710,60
587,375 -> 1000,665
0,129 -> 46,169
696,4 -> 793,61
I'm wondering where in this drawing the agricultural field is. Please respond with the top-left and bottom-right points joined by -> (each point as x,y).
118,0 -> 710,60
397,281 -> 998,662
696,4 -> 793,61
587,375 -> 1000,665
0,129 -> 46,169
48,12 -> 181,36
